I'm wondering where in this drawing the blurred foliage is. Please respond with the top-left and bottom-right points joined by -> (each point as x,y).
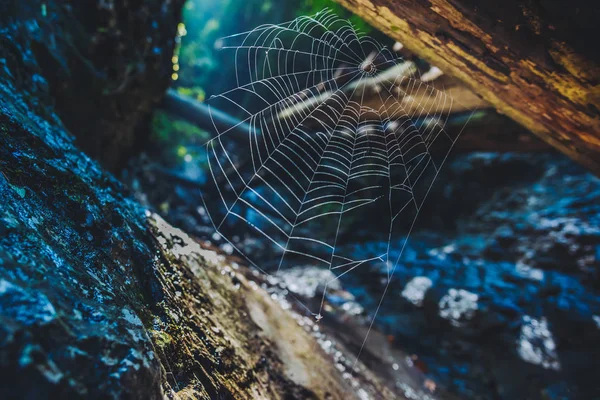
176,86 -> 205,102
297,0 -> 373,33
175,0 -> 377,101
152,111 -> 209,143
151,111 -> 210,164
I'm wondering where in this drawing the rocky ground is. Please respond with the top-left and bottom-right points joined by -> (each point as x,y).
130,146 -> 600,400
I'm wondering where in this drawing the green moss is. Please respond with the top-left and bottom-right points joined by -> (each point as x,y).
151,329 -> 173,348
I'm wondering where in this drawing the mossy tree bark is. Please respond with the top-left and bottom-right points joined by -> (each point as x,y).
333,0 -> 600,174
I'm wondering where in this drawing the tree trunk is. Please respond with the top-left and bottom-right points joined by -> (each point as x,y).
0,0 -> 185,171
333,0 -> 600,174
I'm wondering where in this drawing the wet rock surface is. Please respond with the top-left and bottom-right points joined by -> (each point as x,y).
0,71 -> 164,399
339,153 -> 600,399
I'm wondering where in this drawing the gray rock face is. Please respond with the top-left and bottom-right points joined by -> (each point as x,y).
0,2 -> 178,395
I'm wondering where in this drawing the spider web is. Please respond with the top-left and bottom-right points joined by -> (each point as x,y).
201,9 -> 475,336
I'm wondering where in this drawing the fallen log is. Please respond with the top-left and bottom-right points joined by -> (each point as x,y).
162,89 -> 256,139
332,0 -> 600,174
162,84 -> 546,154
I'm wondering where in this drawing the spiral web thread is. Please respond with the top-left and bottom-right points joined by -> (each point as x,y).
201,9 -> 476,358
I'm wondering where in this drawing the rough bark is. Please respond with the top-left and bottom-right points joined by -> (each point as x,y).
332,0 -> 600,174
362,74 -> 488,117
